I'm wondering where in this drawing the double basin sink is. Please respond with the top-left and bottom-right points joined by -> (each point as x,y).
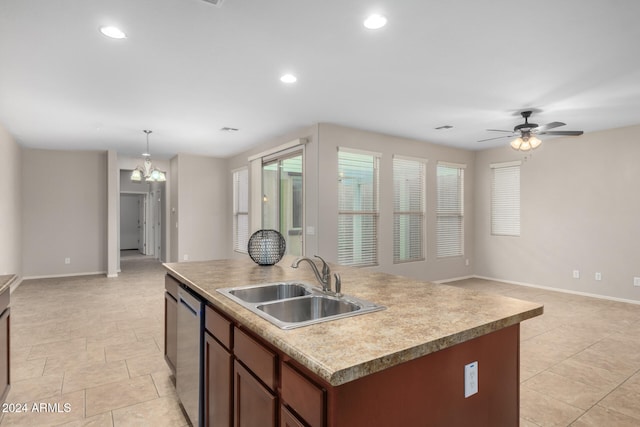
217,282 -> 385,329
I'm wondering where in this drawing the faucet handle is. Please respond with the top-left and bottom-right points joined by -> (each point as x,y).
314,255 -> 330,278
333,273 -> 341,296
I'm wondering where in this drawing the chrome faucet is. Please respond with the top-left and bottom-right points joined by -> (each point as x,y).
291,255 -> 341,295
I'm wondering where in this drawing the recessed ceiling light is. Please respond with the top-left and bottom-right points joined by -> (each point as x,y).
280,74 -> 297,84
364,14 -> 387,30
100,26 -> 127,39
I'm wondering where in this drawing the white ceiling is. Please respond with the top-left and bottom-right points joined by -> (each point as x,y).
1,0 -> 639,159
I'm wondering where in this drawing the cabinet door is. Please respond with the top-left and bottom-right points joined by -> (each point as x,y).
234,360 -> 276,427
164,292 -> 177,374
280,405 -> 305,427
0,308 -> 8,403
205,332 -> 233,427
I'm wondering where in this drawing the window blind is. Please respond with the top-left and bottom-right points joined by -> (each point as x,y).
436,163 -> 465,258
337,148 -> 379,266
233,168 -> 249,253
393,156 -> 426,263
491,161 -> 521,236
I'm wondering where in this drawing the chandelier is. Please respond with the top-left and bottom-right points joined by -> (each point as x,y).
131,130 -> 166,182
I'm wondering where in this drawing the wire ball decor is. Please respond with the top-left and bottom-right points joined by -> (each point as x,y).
247,229 -> 286,265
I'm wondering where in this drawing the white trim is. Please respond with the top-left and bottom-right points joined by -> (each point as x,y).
490,160 -> 522,169
247,138 -> 308,162
437,160 -> 467,169
338,146 -> 382,158
473,275 -> 640,306
231,165 -> 249,174
9,276 -> 23,294
434,275 -> 475,284
22,271 -> 107,280
393,154 -> 428,163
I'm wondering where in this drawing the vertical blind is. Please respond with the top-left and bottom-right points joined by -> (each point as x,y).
393,156 -> 426,263
491,161 -> 521,236
436,162 -> 465,258
233,167 -> 249,253
338,148 -> 379,266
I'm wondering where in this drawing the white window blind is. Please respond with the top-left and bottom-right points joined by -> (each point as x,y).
436,162 -> 465,258
338,148 -> 379,267
393,156 -> 426,263
491,161 -> 521,236
233,167 -> 249,253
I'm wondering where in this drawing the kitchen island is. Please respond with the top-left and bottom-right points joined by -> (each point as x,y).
164,257 -> 543,427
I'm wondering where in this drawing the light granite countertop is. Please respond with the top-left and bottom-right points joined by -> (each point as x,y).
0,275 -> 15,295
164,256 -> 543,386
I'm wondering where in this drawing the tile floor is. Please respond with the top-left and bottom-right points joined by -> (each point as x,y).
1,257 -> 188,426
449,278 -> 640,427
2,259 -> 640,426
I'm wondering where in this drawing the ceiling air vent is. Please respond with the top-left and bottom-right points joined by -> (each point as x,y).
201,0 -> 225,6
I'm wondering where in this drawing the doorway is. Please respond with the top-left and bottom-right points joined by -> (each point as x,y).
119,170 -> 166,266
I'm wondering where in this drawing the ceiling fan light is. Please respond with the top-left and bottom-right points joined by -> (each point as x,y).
530,136 -> 542,149
510,138 -> 523,150
520,140 -> 532,151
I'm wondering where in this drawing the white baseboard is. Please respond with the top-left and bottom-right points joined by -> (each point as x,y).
434,275 -> 475,284
473,275 -> 640,306
22,271 -> 107,281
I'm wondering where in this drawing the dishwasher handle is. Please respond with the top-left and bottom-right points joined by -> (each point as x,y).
180,297 -> 198,316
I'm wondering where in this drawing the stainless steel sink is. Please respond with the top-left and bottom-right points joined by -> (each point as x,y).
228,282 -> 310,303
257,295 -> 360,323
217,281 -> 385,329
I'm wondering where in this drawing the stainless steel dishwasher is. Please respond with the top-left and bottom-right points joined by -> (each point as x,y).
177,285 -> 204,427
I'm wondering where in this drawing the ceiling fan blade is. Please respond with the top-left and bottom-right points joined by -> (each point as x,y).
477,135 -> 515,142
538,130 -> 584,136
485,129 -> 514,133
535,121 -> 565,132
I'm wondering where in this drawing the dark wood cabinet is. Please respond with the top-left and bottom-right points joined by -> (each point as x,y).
234,360 -> 277,427
280,405 -> 305,427
204,332 -> 233,427
164,275 -> 178,374
0,286 -> 10,404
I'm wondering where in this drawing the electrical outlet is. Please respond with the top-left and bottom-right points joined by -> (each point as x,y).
183,254 -> 189,261
634,277 -> 640,287
464,361 -> 478,398
64,257 -> 71,265
573,270 -> 580,279
595,272 -> 602,281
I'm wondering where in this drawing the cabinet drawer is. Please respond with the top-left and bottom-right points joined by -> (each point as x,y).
234,328 -> 277,391
281,362 -> 325,427
164,275 -> 179,300
205,305 -> 232,350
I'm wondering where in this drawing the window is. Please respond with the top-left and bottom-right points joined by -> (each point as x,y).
393,156 -> 426,263
338,148 -> 380,266
491,161 -> 521,236
436,162 -> 465,258
233,167 -> 249,253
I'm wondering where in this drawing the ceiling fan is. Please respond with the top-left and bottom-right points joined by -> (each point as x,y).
479,111 -> 584,151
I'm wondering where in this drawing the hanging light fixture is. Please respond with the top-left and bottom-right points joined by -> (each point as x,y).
510,132 -> 542,152
131,130 -> 166,182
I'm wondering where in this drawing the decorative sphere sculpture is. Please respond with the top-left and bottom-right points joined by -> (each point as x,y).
247,229 -> 286,265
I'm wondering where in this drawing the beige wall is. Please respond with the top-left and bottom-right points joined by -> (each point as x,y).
0,125 -> 22,277
171,153 -> 229,262
475,124 -> 640,302
22,148 -> 107,277
226,123 -> 475,282
316,124 -> 475,281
